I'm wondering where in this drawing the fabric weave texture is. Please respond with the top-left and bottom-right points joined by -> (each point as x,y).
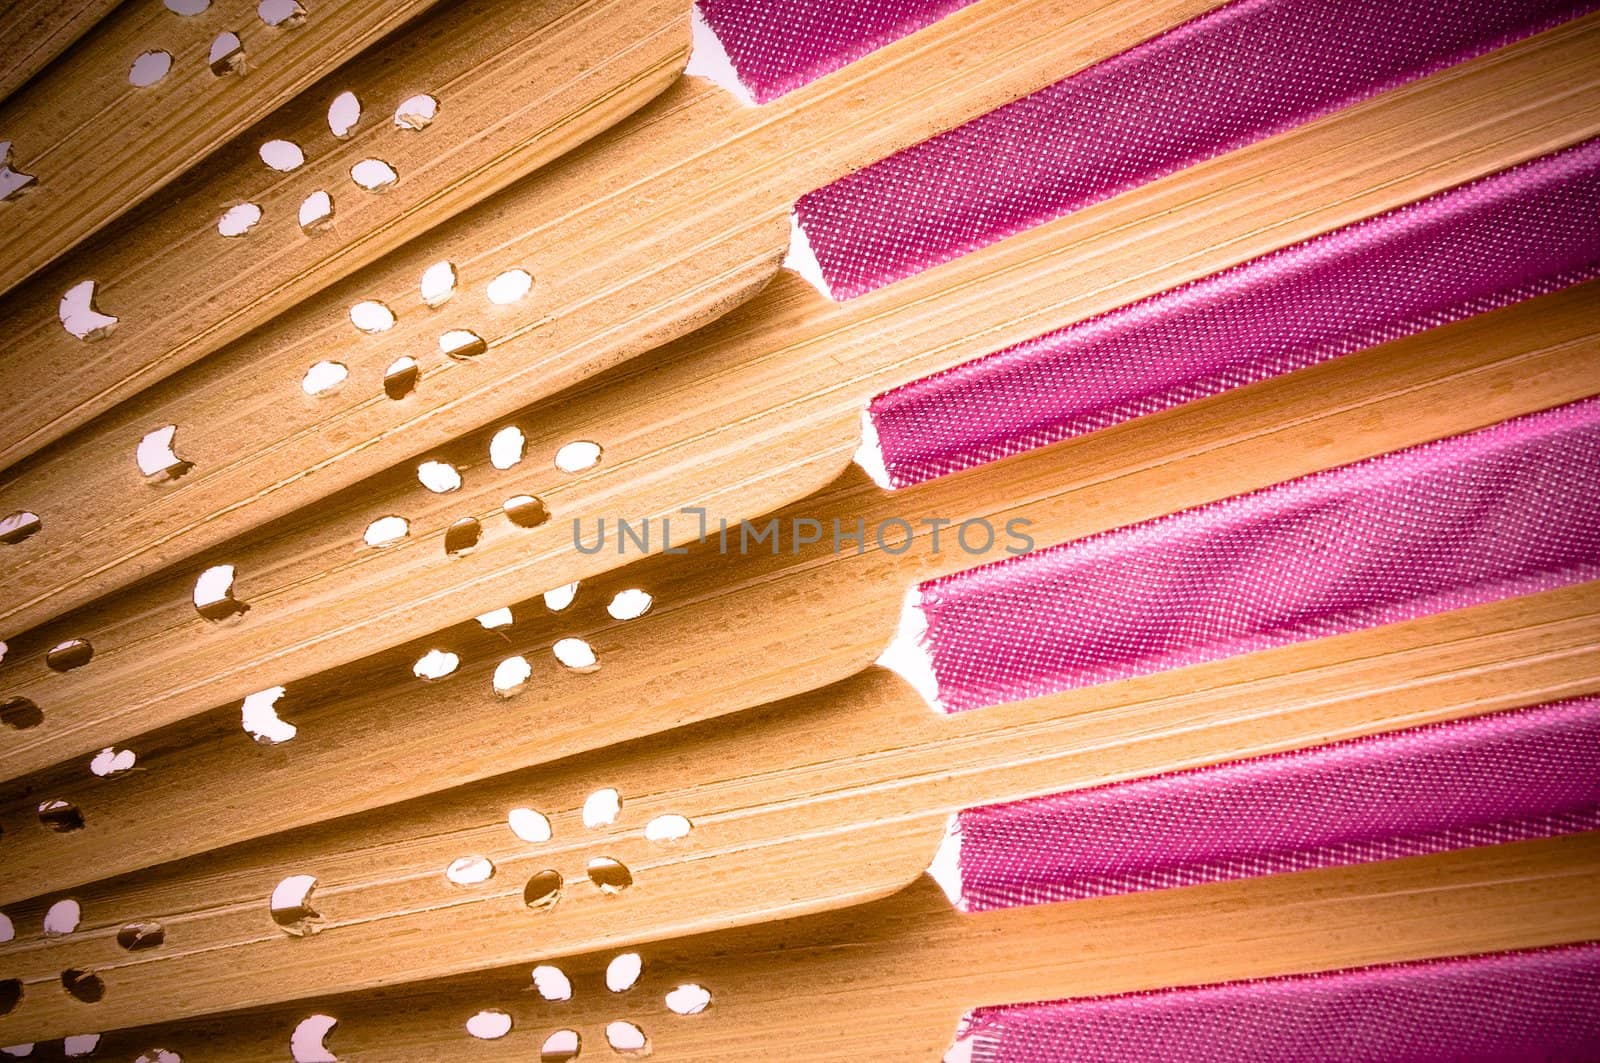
961,942 -> 1600,1062
955,697 -> 1600,910
798,0 -> 1596,299
917,398 -> 1600,712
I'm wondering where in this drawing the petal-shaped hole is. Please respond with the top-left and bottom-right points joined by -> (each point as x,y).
302,361 -> 348,396
475,606 -> 512,629
489,426 -> 524,469
350,158 -> 397,191
58,280 -> 118,340
270,875 -> 321,936
543,581 -> 578,611
349,300 -> 395,333
582,788 -> 620,828
259,140 -> 304,171
383,356 -> 419,399
439,329 -> 485,359
465,1010 -> 511,1040
665,983 -> 712,1015
588,858 -> 633,895
554,441 -> 602,473
504,495 -> 548,529
412,649 -> 459,680
0,510 -> 40,544
116,922 -> 165,951
135,1052 -> 182,1063
445,856 -> 494,885
417,460 -> 461,493
60,969 -> 104,1004
39,799 -> 84,832
327,90 -> 361,138
393,94 -> 438,131
420,260 -> 457,306
554,637 -> 598,673
605,951 -> 642,992
644,814 -> 692,843
90,747 -> 137,776
291,1015 -> 338,1063
540,1031 -> 580,1063
486,269 -> 531,305
258,0 -> 307,27
208,31 -> 245,76
64,1033 -> 100,1057
531,965 -> 571,1001
129,51 -> 172,87
137,425 -> 192,480
165,0 -> 210,13
607,589 -> 653,621
492,656 -> 531,697
44,899 -> 81,936
1,697 -> 43,730
45,638 -> 93,672
298,190 -> 333,231
523,869 -> 563,911
444,517 -> 481,555
605,1021 -> 649,1056
194,564 -> 248,621
508,808 -> 550,843
218,203 -> 263,237
242,686 -> 295,744
363,515 -> 408,547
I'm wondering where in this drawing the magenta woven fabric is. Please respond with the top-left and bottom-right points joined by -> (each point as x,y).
696,0 -> 976,104
797,0 -> 1596,298
960,942 -> 1600,1063
954,697 -> 1600,909
867,139 -> 1600,488
918,398 -> 1600,712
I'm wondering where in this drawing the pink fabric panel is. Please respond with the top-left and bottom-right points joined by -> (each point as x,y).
955,698 -> 1600,910
918,399 -> 1600,712
961,942 -> 1600,1063
695,0 -> 977,104
797,0 -> 1595,298
867,139 -> 1600,488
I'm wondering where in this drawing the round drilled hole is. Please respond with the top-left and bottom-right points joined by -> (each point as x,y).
65,1033 -> 102,1056
363,515 -> 409,547
554,441 -> 602,473
384,357 -> 419,399
489,426 -> 525,469
644,814 -> 692,843
208,31 -> 245,75
165,0 -> 210,13
466,1009 -> 511,1040
349,300 -> 395,333
476,606 -> 513,629
39,799 -> 84,832
45,638 -> 93,672
259,0 -> 307,27
540,1030 -> 580,1063
445,856 -> 494,886
302,361 -> 348,396
531,964 -> 571,1001
394,94 -> 438,131
194,565 -> 248,621
412,650 -> 459,681
1,511 -> 42,544
0,979 -> 19,1016
505,495 -> 549,529
544,581 -> 579,611
418,461 -> 461,493
420,260 -> 457,306
299,190 -> 334,232
605,1021 -> 649,1057
259,140 -> 305,171
444,517 -> 481,555
665,983 -> 712,1015
439,329 -> 486,359
61,968 -> 104,1003
582,787 -> 620,828
129,51 -> 172,87
44,898 -> 81,935
492,656 -> 531,698
218,203 -> 262,237
351,158 -> 398,191
1,696 -> 43,730
607,590 -> 653,621
508,807 -> 551,843
587,857 -> 633,895
605,952 -> 641,992
486,269 -> 532,305
523,870 -> 563,911
554,637 -> 598,673
328,91 -> 361,137
116,922 -> 165,951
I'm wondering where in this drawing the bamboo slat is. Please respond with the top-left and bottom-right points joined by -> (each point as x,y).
1,16 -> 1596,781
0,0 -> 444,295
0,0 -> 123,104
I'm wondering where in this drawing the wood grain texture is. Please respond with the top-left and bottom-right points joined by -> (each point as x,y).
1,16 -> 1596,783
0,0 -> 1226,623
2,280 -> 1596,903
0,0 -> 123,104
72,836 -> 1600,1061
0,0 -> 443,296
0,576 -> 1594,1037
0,0 -> 691,469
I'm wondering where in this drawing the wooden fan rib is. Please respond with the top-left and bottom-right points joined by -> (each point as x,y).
0,0 -> 1232,627
0,0 -> 445,297
1,15 -> 1596,782
0,0 -> 692,471
1,279 -> 1595,904
72,837 -> 1600,1061
0,0 -> 122,105
0,576 -> 1594,1038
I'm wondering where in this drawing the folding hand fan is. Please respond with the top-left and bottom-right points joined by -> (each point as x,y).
32,837 -> 1600,1060
0,0 -> 444,296
0,0 -> 1596,1056
3,0 -> 1595,783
